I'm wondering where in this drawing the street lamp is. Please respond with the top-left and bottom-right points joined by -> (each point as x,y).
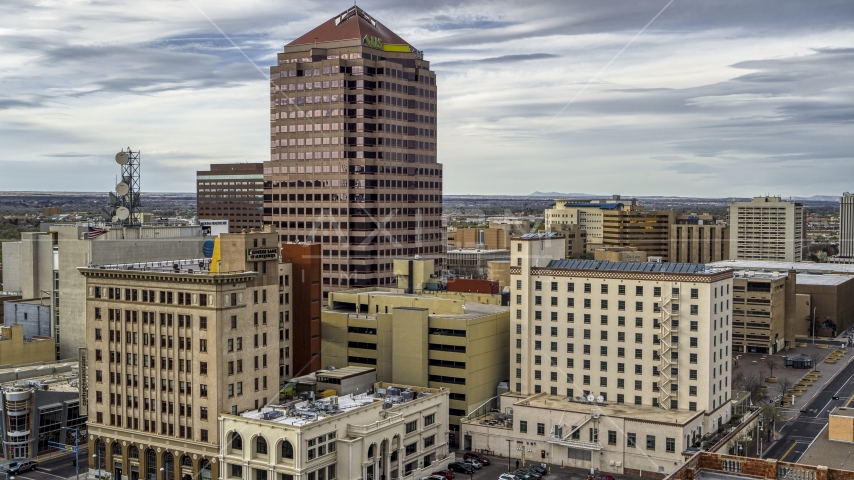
93,451 -> 101,480
161,464 -> 169,480
813,307 -> 817,344
65,427 -> 80,480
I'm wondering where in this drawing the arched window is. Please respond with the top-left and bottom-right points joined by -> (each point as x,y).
368,444 -> 375,459
200,460 -> 212,480
145,449 -> 157,480
112,442 -> 122,456
281,440 -> 294,459
96,440 -> 107,467
129,446 -> 139,459
181,455 -> 192,467
163,452 -> 174,480
231,432 -> 243,451
256,437 -> 268,455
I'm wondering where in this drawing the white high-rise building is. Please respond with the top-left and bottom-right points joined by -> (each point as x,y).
729,196 -> 805,262
840,192 -> 854,258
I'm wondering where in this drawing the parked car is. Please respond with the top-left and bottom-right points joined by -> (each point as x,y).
499,474 -> 522,480
593,475 -> 616,480
9,461 -> 38,474
528,464 -> 547,475
513,471 -> 539,480
432,470 -> 455,480
449,462 -> 475,474
423,476 -> 446,480
516,468 -> 542,478
463,452 -> 491,465
463,459 -> 482,470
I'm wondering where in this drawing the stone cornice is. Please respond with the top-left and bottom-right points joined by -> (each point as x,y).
78,268 -> 256,285
510,266 -> 733,284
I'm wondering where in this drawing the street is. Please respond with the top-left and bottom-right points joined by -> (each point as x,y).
11,446 -> 89,480
763,358 -> 854,462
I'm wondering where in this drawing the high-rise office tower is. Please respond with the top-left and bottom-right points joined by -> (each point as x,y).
840,192 -> 854,258
196,163 -> 264,233
265,6 -> 443,298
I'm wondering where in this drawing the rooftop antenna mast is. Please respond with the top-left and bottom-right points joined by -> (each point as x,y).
112,148 -> 142,227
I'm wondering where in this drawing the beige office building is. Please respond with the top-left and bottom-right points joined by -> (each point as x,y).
0,324 -> 55,365
321,288 -> 509,428
196,163 -> 264,233
2,225 -> 207,359
447,227 -> 509,250
265,6 -> 443,297
729,196 -> 805,262
512,233 -> 734,420
220,382 -> 451,480
79,229 -> 292,480
602,210 -> 675,262
545,223 -> 587,259
544,197 -> 639,246
669,217 -> 730,264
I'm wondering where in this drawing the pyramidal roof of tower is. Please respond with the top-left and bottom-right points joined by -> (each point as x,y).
288,6 -> 410,47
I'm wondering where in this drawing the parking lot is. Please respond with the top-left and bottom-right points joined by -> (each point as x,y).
448,452 -> 648,480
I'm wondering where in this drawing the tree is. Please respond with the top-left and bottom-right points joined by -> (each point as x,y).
761,404 -> 784,440
765,358 -> 778,379
778,377 -> 793,403
807,351 -> 823,371
745,373 -> 766,403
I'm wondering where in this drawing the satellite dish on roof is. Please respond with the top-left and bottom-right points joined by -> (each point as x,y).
116,151 -> 129,165
112,216 -> 119,223
587,394 -> 595,403
597,395 -> 604,404
116,182 -> 129,196
116,206 -> 130,220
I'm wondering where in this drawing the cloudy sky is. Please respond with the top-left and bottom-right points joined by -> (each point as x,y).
1,0 -> 852,196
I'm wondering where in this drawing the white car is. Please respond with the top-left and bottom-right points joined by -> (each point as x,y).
463,459 -> 482,469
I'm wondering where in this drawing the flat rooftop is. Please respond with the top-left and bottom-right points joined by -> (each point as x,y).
546,259 -> 729,275
830,406 -> 854,418
329,288 -> 508,319
0,360 -> 80,392
240,383 -> 443,428
710,260 -> 854,275
468,392 -> 700,426
446,249 -> 510,254
796,273 -> 852,286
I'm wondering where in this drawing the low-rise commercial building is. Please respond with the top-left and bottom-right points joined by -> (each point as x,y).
463,391 -> 707,477
445,248 -> 510,279
712,260 -> 854,345
0,324 -> 55,365
0,360 -> 86,460
220,382 -> 451,480
321,288 -> 510,430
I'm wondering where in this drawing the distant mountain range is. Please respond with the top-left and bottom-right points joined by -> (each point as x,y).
528,191 -> 600,197
528,192 -> 840,202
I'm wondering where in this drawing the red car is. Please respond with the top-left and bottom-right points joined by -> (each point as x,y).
463,452 -> 491,465
432,470 -> 455,480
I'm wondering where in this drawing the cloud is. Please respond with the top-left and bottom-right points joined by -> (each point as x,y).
435,53 -> 559,66
0,0 -> 852,196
